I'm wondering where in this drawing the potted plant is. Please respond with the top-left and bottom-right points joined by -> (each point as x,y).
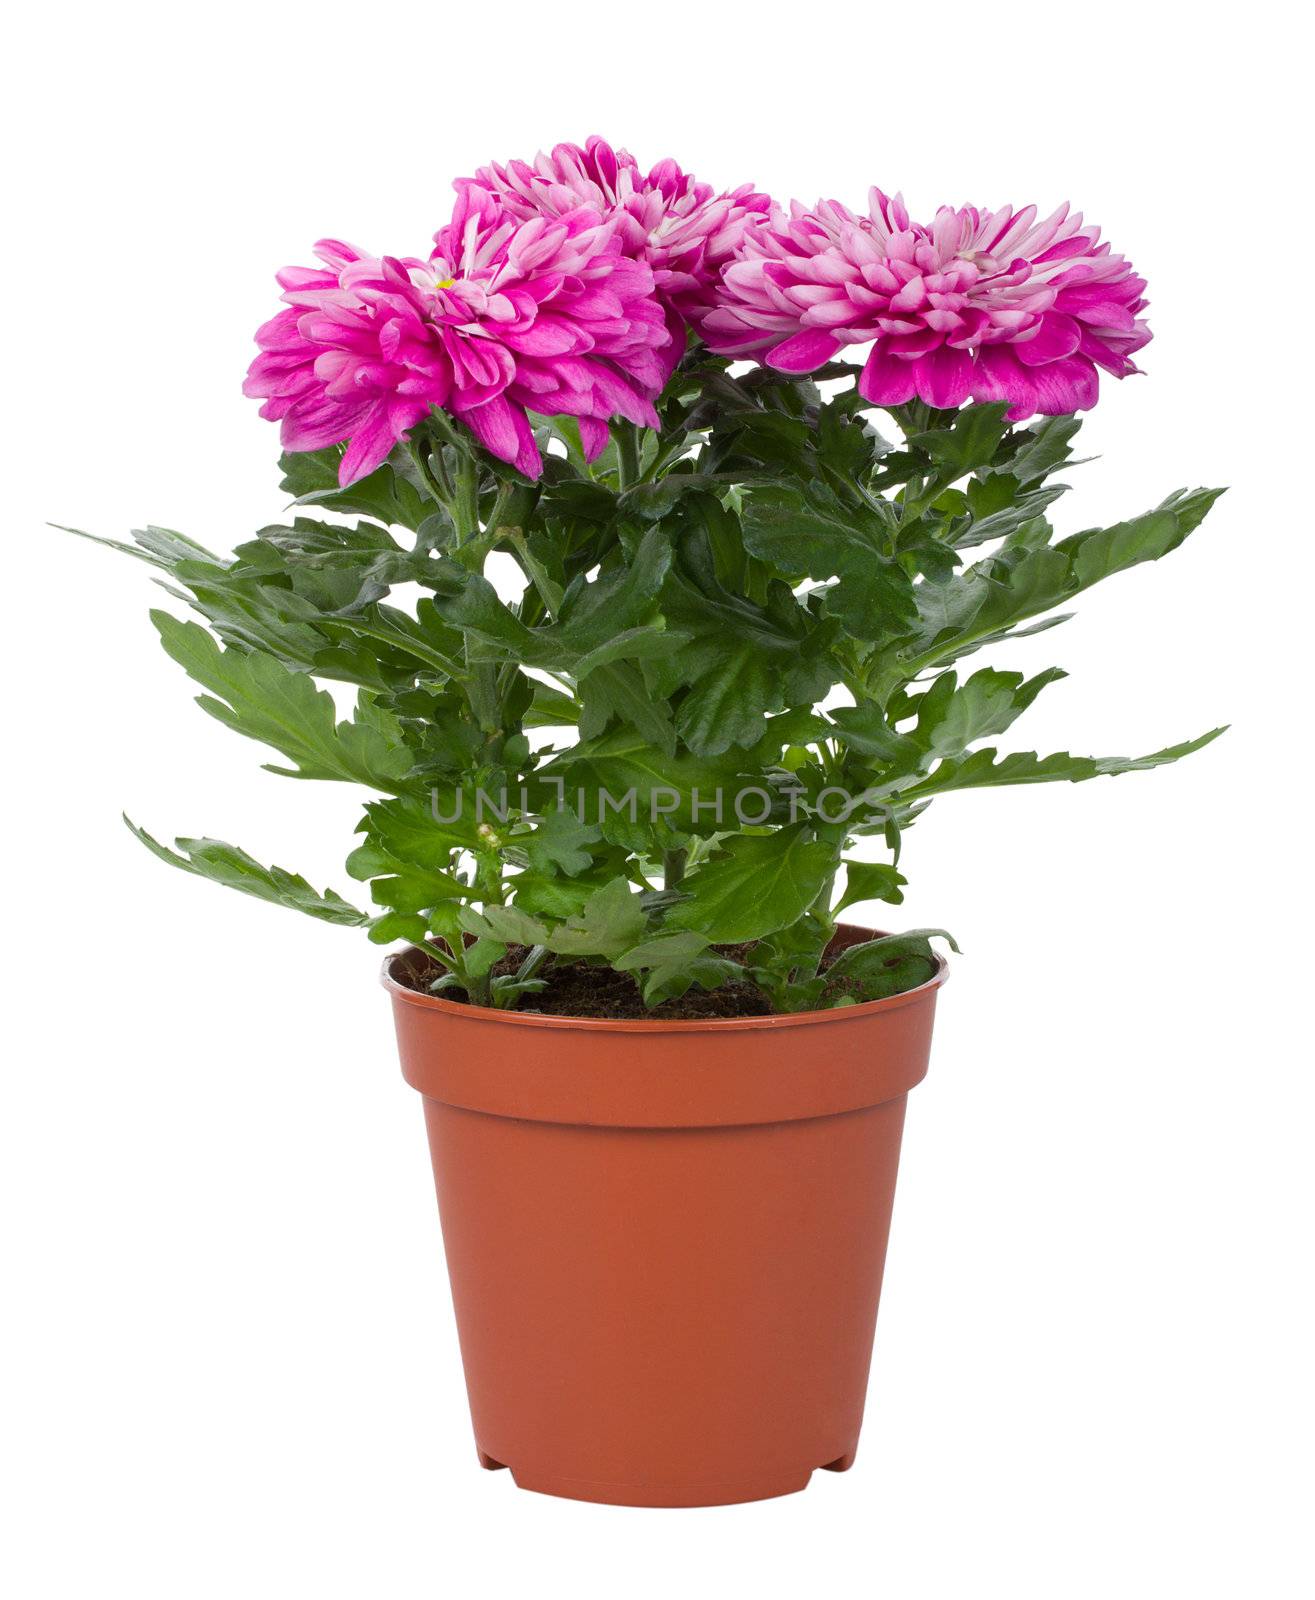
76,139 -> 1223,1507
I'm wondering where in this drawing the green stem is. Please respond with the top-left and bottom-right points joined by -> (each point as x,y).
484,482 -> 513,541
453,452 -> 480,545
506,529 -> 564,617
515,944 -> 551,983
663,848 -> 687,890
616,423 -> 641,491
465,968 -> 493,1007
473,849 -> 505,903
408,436 -> 451,507
325,617 -> 462,680
466,648 -> 501,733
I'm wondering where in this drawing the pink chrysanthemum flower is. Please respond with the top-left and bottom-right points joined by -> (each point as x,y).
243,187 -> 671,484
703,191 -> 1150,418
463,137 -> 772,348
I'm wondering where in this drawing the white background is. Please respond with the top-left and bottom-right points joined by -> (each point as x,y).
3,4 -> 1311,1595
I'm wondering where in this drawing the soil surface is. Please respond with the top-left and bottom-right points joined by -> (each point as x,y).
396,942 -> 781,1019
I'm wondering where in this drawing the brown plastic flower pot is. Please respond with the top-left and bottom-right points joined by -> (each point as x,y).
384,925 -> 946,1508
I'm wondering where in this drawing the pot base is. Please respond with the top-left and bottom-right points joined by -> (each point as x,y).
476,1444 -> 856,1508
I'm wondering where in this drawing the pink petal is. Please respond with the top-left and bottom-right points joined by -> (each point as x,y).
459,395 -> 543,478
765,328 -> 843,372
858,342 -> 918,406
578,417 -> 610,461
912,345 -> 974,409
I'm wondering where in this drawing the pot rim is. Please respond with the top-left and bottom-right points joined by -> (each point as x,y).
381,924 -> 948,1035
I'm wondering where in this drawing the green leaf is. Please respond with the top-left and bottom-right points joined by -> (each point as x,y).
464,936 -> 507,979
951,485 -> 1067,552
524,682 -> 580,728
367,911 -> 429,946
547,877 -> 648,960
369,863 -> 465,915
1057,487 -> 1225,589
834,860 -> 907,915
460,904 -> 550,947
649,512 -> 831,755
828,703 -> 921,766
900,728 -> 1228,799
511,866 -> 619,918
521,807 -> 603,877
997,414 -> 1083,485
153,612 -> 414,790
556,525 -> 674,653
614,931 -> 742,1006
348,795 -> 478,883
902,488 -> 1224,676
826,928 -> 958,1000
667,824 -> 837,942
740,485 -> 918,640
278,446 -> 431,531
125,817 -> 369,925
674,645 -> 779,757
578,660 -> 677,755
430,569 -> 564,667
911,667 -> 1067,759
541,731 -> 755,843
572,625 -> 687,679
909,403 -> 1010,478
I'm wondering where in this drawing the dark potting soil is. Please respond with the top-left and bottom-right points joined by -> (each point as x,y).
393,941 -> 870,1020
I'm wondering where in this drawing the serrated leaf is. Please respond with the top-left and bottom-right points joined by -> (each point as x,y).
614,931 -> 741,1006
369,860 -> 465,914
464,936 -> 507,978
826,928 -> 958,999
278,446 -> 431,531
578,660 -> 677,755
901,728 -> 1228,799
675,645 -> 779,757
556,525 -> 674,653
667,824 -> 837,942
521,807 -> 603,877
367,911 -> 429,945
834,861 -> 907,915
1058,488 -> 1225,589
909,402 -> 1010,478
912,667 -> 1067,759
541,731 -> 755,844
153,611 -> 414,790
511,866 -> 618,918
546,877 -> 648,960
572,625 -> 687,679
740,485 -> 918,640
524,682 -> 580,728
902,488 -> 1224,676
459,904 -> 550,946
997,414 -> 1083,485
348,794 -> 478,884
125,817 -> 368,925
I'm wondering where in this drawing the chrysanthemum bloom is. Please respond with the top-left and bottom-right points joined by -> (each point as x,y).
703,191 -> 1150,417
243,187 -> 671,484
463,137 -> 772,354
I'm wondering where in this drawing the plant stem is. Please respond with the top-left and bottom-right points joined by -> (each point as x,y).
407,436 -> 450,506
506,528 -> 564,617
453,452 -> 479,545
515,944 -> 551,983
484,483 -> 513,542
465,644 -> 500,733
663,847 -> 687,890
616,423 -> 641,491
